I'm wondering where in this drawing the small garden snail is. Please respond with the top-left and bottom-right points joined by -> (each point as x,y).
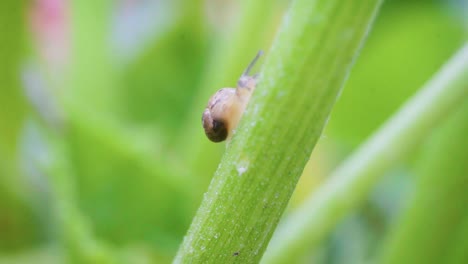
202,51 -> 263,142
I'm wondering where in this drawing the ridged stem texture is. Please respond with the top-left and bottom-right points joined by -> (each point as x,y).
261,42 -> 468,264
174,0 -> 383,263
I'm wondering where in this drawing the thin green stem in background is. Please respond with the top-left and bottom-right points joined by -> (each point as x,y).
380,102 -> 468,264
261,42 -> 468,264
64,0 -> 200,199
43,136 -> 116,264
174,0 -> 383,263
65,105 -> 194,195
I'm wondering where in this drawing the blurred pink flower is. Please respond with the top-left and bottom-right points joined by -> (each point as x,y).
29,0 -> 69,70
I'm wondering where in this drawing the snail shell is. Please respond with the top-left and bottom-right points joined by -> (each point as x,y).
202,88 -> 236,142
202,51 -> 262,142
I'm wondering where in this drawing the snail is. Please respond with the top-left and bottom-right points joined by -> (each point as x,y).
202,51 -> 263,142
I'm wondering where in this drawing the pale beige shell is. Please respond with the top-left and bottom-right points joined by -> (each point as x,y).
202,51 -> 262,142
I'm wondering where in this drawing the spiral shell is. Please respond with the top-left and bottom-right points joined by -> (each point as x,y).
202,51 -> 262,142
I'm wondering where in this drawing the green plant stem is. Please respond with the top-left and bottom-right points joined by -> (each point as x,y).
45,137 -> 116,264
261,42 -> 468,264
174,0 -> 382,263
379,101 -> 468,264
65,104 -> 194,195
179,0 -> 280,183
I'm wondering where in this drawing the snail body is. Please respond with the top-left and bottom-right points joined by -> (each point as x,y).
202,51 -> 262,142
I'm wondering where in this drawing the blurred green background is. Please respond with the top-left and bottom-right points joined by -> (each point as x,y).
0,0 -> 466,263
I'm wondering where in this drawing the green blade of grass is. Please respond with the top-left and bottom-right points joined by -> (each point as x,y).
174,0 -> 383,262
379,103 -> 468,264
44,136 -> 116,264
261,42 -> 468,264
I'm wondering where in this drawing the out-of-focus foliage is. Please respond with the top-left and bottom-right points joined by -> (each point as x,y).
379,103 -> 468,264
327,1 -> 465,146
0,0 -> 466,263
0,1 -> 44,253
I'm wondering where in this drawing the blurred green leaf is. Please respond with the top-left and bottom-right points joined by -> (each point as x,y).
0,1 -> 42,252
121,5 -> 209,141
63,1 -> 205,257
380,103 -> 468,264
327,1 -> 465,147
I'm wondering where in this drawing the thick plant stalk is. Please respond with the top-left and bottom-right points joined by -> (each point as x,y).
261,43 -> 468,264
174,0 -> 383,263
180,0 -> 280,183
